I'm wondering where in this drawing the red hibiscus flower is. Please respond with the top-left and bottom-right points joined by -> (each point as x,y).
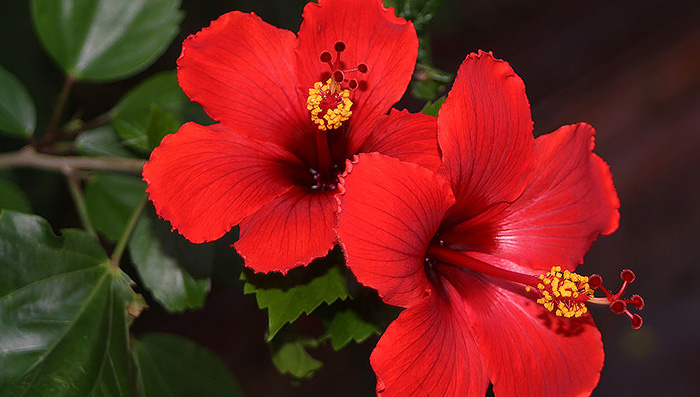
336,51 -> 643,396
142,0 -> 440,273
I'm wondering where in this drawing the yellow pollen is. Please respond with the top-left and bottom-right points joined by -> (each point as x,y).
306,79 -> 353,131
527,266 -> 595,318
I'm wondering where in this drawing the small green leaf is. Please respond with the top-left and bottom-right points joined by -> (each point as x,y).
31,0 -> 183,81
243,249 -> 350,341
270,329 -> 323,380
132,333 -> 243,397
85,172 -> 146,241
322,302 -> 382,351
0,178 -> 31,213
420,95 -> 446,117
0,210 -> 139,395
128,213 -> 212,313
111,71 -> 187,152
76,125 -> 138,158
146,104 -> 180,148
0,64 -> 36,138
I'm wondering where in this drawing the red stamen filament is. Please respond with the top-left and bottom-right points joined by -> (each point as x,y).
318,41 -> 368,93
427,246 -> 644,328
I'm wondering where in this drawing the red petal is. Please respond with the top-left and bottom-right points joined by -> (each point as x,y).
336,153 -> 455,307
177,11 -> 312,160
445,123 -> 620,271
143,123 -> 303,243
371,290 -> 488,396
442,266 -> 604,397
295,0 -> 418,148
438,51 -> 535,225
356,109 -> 441,172
235,187 -> 337,274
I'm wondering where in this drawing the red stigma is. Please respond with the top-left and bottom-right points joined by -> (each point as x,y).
316,41 -> 368,91
621,269 -> 635,282
631,294 -> 645,310
587,269 -> 644,329
631,314 -> 643,329
610,300 -> 626,314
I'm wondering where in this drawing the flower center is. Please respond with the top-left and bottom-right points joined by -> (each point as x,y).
525,266 -> 594,318
307,79 -> 353,131
306,41 -> 368,131
427,246 -> 644,329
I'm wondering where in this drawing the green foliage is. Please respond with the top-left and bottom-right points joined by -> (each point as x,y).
322,302 -> 382,351
132,333 -> 243,396
0,210 -> 140,395
270,328 -> 323,380
84,171 -> 210,313
111,71 -> 188,152
31,0 -> 183,81
243,249 -> 351,341
420,95 -> 446,117
145,104 -> 181,148
85,172 -> 146,241
411,62 -> 452,100
76,125 -> 138,158
128,213 -> 212,313
384,0 -> 444,31
0,178 -> 31,213
0,65 -> 36,138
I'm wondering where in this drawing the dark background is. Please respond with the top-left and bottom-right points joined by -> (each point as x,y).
1,0 -> 698,395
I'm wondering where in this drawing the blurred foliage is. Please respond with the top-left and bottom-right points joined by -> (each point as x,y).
31,0 -> 183,81
133,333 -> 243,396
0,65 -> 36,138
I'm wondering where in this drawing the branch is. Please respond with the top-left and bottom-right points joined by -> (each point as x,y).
44,74 -> 76,144
0,146 -> 145,173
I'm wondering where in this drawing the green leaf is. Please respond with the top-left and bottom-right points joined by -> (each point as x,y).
85,172 -> 146,241
322,302 -> 382,351
0,64 -> 36,138
146,104 -> 180,148
76,125 -> 138,158
132,333 -> 242,397
111,71 -> 187,152
0,210 -> 140,395
243,249 -> 350,341
128,212 -> 211,313
420,95 -> 446,117
0,178 -> 31,213
270,329 -> 323,380
89,280 -> 143,397
31,0 -> 183,81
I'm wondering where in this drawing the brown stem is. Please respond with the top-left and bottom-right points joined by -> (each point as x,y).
0,146 -> 144,173
44,74 -> 76,144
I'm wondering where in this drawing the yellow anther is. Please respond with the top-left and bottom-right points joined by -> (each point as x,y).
306,79 -> 353,131
527,265 -> 595,318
